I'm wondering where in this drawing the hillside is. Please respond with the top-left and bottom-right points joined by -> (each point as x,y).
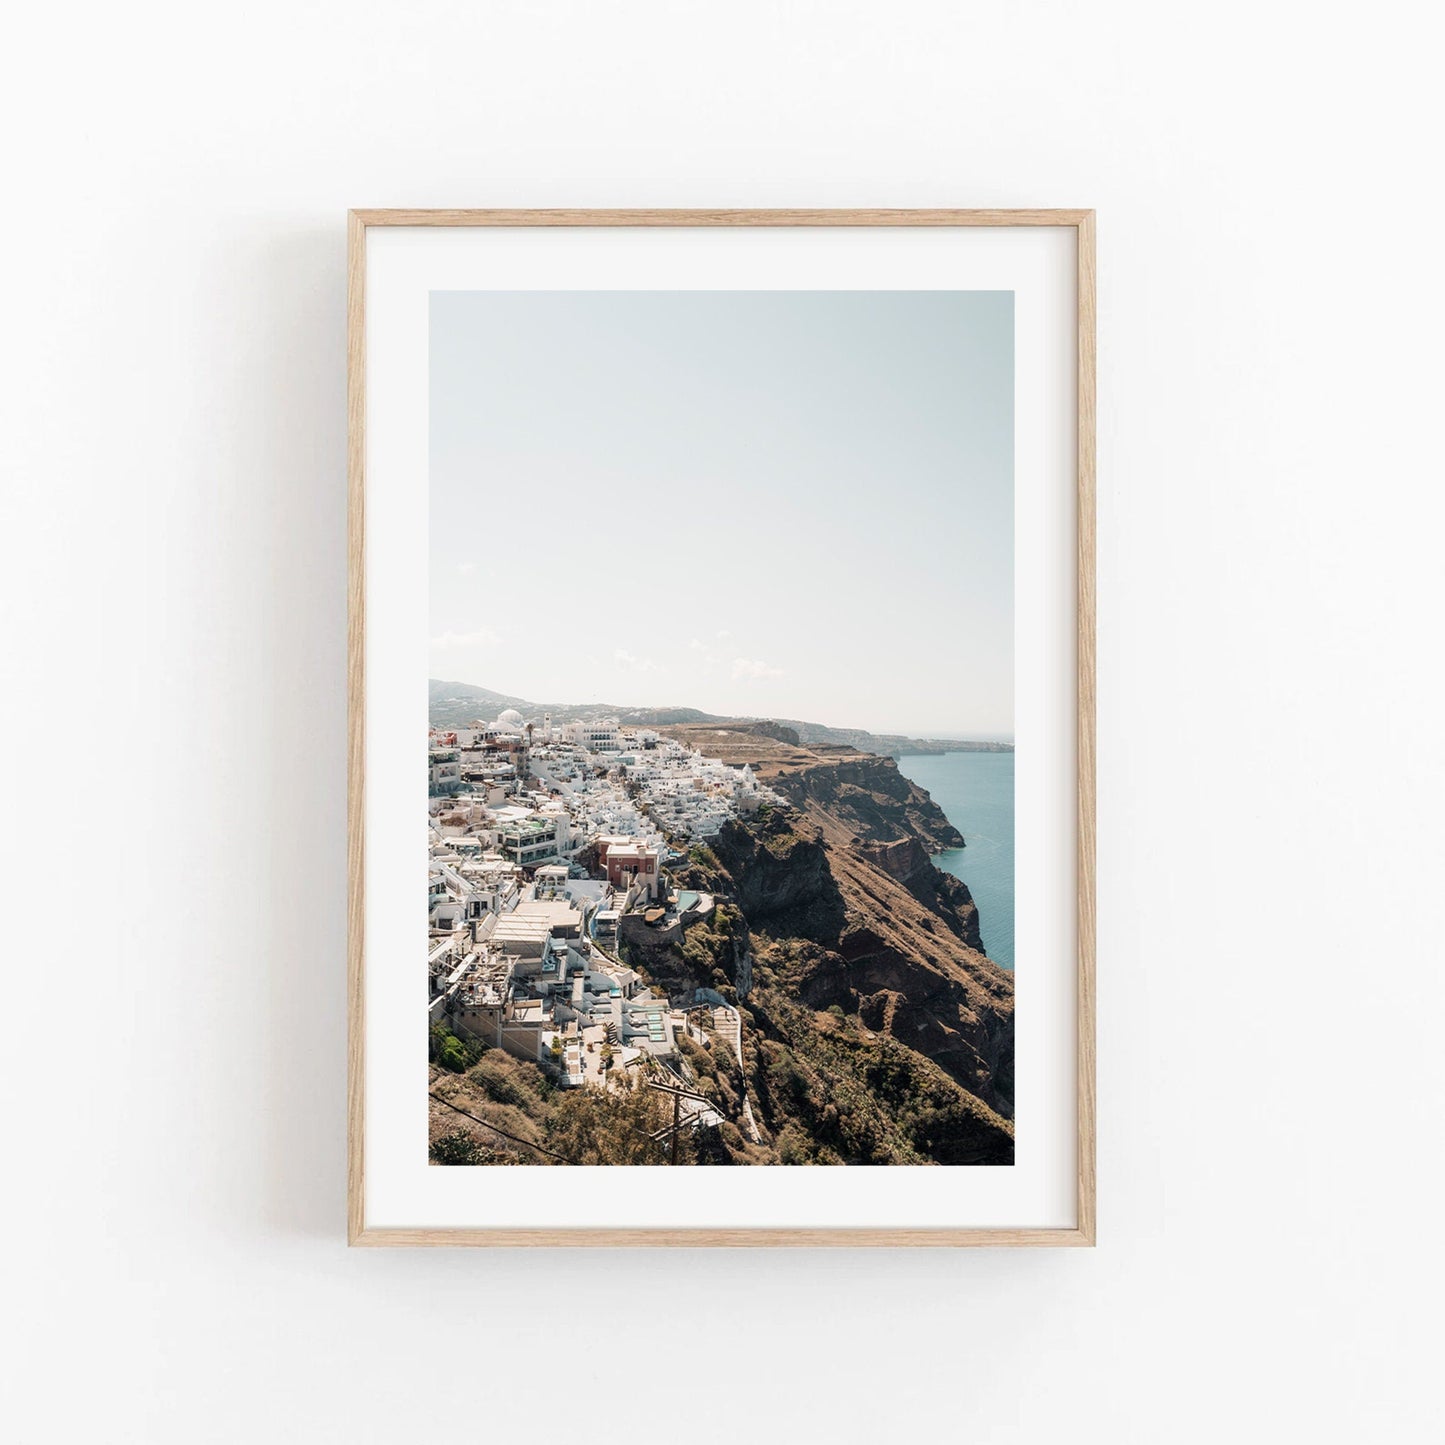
662,730 -> 1014,1119
431,733 -> 1014,1167
428,678 -> 1011,758
428,679 -> 722,731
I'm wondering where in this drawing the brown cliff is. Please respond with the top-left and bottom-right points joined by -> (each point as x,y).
661,726 -> 1014,1154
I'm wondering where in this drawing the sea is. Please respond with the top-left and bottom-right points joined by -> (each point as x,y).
894,750 -> 1015,971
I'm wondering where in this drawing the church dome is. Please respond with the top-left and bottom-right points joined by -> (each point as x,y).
495,708 -> 525,731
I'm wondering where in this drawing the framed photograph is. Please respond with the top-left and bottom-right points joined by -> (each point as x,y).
348,209 -> 1095,1246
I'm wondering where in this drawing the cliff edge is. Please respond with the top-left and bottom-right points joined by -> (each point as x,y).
660,726 -> 1015,1162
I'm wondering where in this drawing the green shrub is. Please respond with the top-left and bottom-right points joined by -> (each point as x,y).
775,1126 -> 814,1165
431,1023 -> 485,1073
429,1130 -> 490,1165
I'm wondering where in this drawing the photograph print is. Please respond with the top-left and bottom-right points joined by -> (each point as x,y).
425,288 -> 1015,1168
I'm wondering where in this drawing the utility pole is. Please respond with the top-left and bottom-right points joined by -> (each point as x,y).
645,1075 -> 716,1164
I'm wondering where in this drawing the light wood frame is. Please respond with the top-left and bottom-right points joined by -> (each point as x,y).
348,208 -> 1096,1247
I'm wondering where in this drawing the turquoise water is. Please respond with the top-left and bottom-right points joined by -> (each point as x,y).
894,751 -> 1015,970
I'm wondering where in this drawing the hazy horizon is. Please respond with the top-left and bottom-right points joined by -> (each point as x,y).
429,672 -> 1014,744
431,290 -> 1013,737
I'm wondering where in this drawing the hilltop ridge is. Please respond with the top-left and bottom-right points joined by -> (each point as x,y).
429,678 -> 1012,759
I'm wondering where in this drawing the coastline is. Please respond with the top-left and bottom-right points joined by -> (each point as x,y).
895,751 -> 1015,971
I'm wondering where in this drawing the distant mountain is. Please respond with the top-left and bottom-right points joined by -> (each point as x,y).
778,720 -> 1012,757
427,679 -> 1012,757
428,680 -> 537,716
428,679 -> 722,731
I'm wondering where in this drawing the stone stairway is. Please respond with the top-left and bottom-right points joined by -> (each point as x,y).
712,1006 -> 762,1144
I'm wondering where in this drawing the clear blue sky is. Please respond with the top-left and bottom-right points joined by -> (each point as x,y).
430,290 -> 1013,738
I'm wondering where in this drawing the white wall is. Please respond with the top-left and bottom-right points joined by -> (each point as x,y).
3,3 -> 1441,1441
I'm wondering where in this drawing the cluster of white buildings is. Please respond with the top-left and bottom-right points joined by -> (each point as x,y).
427,707 -> 776,1093
430,708 -> 779,846
433,877 -> 698,1088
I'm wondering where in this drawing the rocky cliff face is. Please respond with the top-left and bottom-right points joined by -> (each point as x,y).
642,728 -> 1016,1162
655,734 -> 1013,1110
762,753 -> 986,952
705,822 -> 846,942
707,803 -> 1013,1122
769,752 -> 965,853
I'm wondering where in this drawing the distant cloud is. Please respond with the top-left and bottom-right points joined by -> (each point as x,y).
614,648 -> 660,673
731,656 -> 783,681
430,628 -> 498,651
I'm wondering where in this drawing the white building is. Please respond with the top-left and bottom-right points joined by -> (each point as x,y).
428,748 -> 461,796
568,719 -> 621,752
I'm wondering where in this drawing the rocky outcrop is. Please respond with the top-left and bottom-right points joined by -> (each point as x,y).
769,752 -> 965,854
729,719 -> 802,748
644,730 -> 1015,1154
706,759 -> 1014,1122
710,820 -> 847,943
762,751 -> 986,953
